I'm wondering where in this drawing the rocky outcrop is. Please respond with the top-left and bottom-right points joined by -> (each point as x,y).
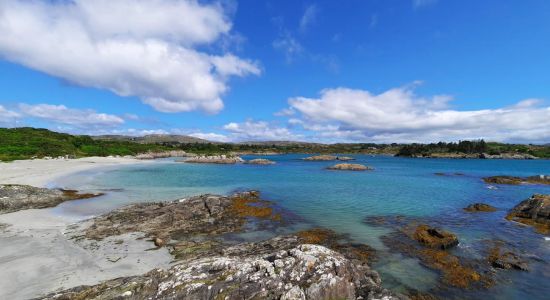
42,191 -> 401,300
506,194 -> 550,234
84,191 -> 280,243
327,163 -> 373,171
483,175 -> 550,185
464,203 -> 497,213
135,150 -> 189,159
413,225 -> 459,250
245,158 -> 276,165
0,184 -> 102,214
303,155 -> 355,161
181,155 -> 244,164
39,239 -> 401,300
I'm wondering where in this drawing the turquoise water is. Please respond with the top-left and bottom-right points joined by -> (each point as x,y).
54,155 -> 550,299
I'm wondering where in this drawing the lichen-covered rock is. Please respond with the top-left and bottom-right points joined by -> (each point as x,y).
413,225 -> 459,250
327,163 -> 373,171
39,239 -> 402,300
0,184 -> 102,214
463,203 -> 497,213
506,194 -> 550,234
245,158 -> 276,165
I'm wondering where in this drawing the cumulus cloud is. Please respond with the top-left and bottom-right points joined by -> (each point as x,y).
0,0 -> 260,113
19,103 -> 124,129
223,120 -> 301,141
286,86 -> 550,143
188,132 -> 231,142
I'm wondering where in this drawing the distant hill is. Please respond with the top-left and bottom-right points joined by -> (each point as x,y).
93,134 -> 213,144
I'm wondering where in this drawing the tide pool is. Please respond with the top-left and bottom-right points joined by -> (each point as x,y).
54,154 -> 550,299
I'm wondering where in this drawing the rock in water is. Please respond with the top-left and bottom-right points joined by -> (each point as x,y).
303,155 -> 338,161
506,194 -> 550,234
245,158 -> 276,165
413,225 -> 459,250
327,163 -> 373,171
464,203 -> 497,212
181,155 -> 244,164
483,175 -> 550,185
153,237 -> 165,247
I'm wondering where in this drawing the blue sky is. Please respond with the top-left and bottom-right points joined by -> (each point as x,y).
0,0 -> 549,143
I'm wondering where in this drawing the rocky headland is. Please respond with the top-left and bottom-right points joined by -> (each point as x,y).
135,150 -> 190,160
0,184 -> 102,214
402,152 -> 538,159
327,163 -> 373,171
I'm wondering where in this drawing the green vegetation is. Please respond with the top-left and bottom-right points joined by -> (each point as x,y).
0,127 -> 169,161
396,140 -> 550,158
1,128 -> 548,161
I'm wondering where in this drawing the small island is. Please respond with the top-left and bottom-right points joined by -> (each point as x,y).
245,158 -> 276,165
327,163 -> 373,171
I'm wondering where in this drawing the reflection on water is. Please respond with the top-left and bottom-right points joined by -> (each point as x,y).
53,154 -> 550,299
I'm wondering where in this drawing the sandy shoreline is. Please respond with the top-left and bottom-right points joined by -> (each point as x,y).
0,156 -> 173,299
0,156 -> 148,187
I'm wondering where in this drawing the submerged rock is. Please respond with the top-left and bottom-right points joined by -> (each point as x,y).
327,163 -> 373,171
245,158 -> 276,165
506,194 -> 550,234
483,175 -> 550,185
413,225 -> 459,250
0,184 -> 102,214
464,203 -> 497,213
487,244 -> 529,271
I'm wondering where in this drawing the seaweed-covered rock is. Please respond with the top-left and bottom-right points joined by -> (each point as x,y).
464,203 -> 497,213
327,163 -> 373,171
303,155 -> 337,161
0,184 -> 102,214
182,155 -> 244,164
506,194 -> 550,234
413,225 -> 459,250
483,175 -> 550,185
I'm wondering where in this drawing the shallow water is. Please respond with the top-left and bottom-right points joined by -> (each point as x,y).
53,154 -> 550,299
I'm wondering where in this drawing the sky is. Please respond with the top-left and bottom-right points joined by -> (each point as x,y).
0,0 -> 549,143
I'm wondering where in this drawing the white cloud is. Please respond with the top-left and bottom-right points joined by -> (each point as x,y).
287,86 -> 550,143
0,0 -> 260,114
274,108 -> 296,117
189,132 -> 230,142
273,33 -> 304,63
19,103 -> 124,128
299,5 -> 318,33
223,120 -> 301,141
0,105 -> 21,125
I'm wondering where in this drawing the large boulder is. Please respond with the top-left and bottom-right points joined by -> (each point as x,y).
506,194 -> 550,234
327,163 -> 373,171
413,225 -> 459,250
39,240 -> 401,300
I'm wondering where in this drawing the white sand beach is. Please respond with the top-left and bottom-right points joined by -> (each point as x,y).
0,156 -> 147,187
0,156 -> 173,299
